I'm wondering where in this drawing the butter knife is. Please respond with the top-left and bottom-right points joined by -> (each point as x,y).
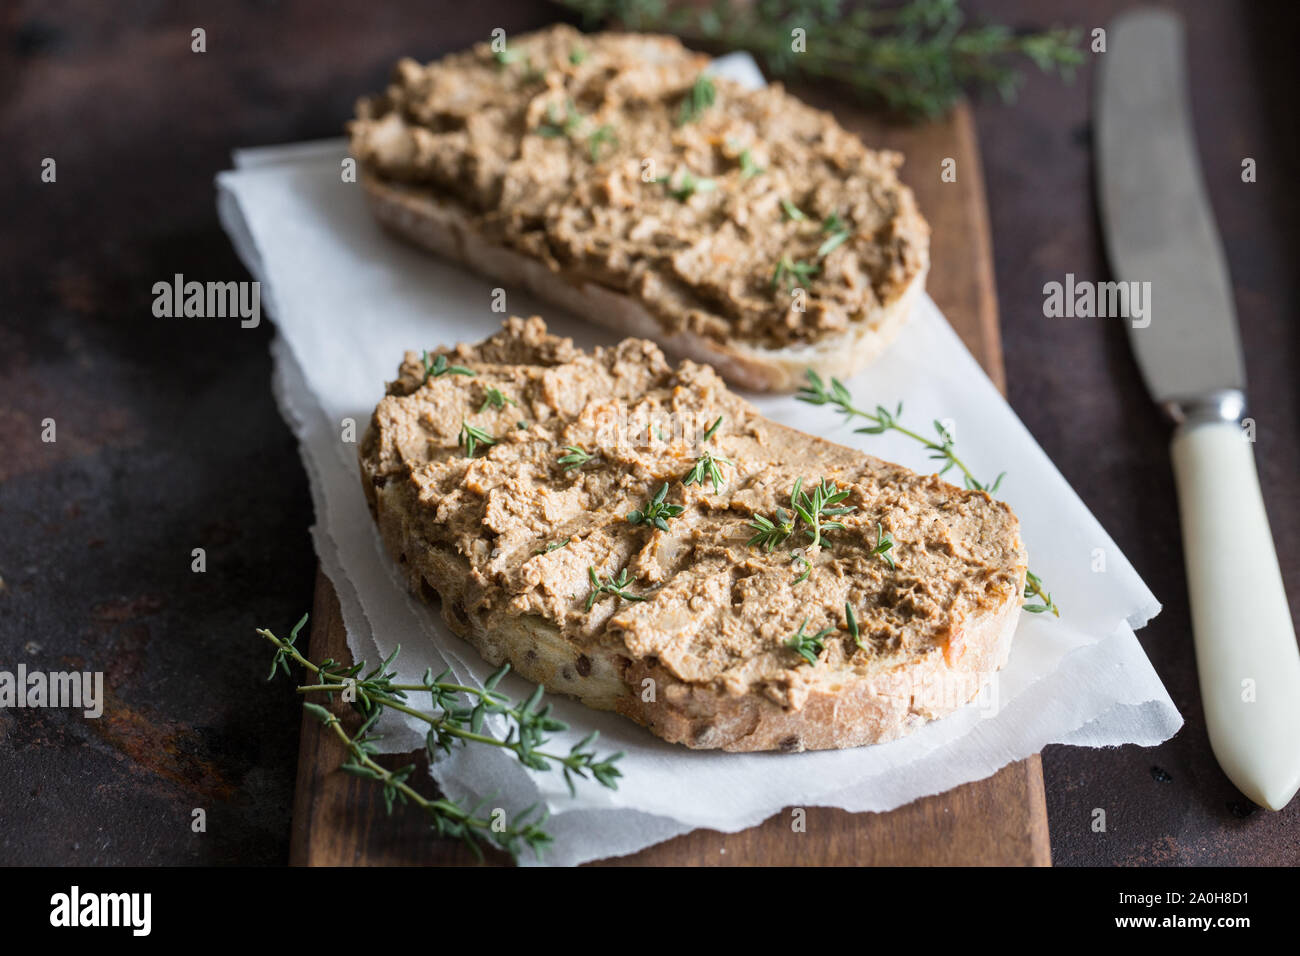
1095,7 -> 1300,810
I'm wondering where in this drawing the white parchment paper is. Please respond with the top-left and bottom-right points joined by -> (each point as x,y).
216,55 -> 1181,865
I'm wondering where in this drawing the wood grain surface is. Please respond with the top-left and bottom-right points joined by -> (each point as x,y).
290,98 -> 1051,866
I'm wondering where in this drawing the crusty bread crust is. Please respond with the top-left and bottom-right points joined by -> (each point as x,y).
361,172 -> 929,393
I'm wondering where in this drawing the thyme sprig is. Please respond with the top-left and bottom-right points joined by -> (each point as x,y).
771,255 -> 819,291
478,387 -> 518,413
791,476 -> 856,549
458,420 -> 496,458
746,507 -> 795,551
627,482 -> 685,531
869,521 -> 896,569
845,602 -> 865,651
585,566 -> 648,610
560,0 -> 1083,120
557,444 -> 594,471
533,537 -> 571,555
817,216 -> 853,258
799,370 -> 1004,491
682,450 -> 732,491
661,168 -> 716,201
798,370 -> 1059,616
258,615 -> 624,861
780,197 -> 807,221
422,351 -> 474,382
786,617 -> 834,665
1023,570 -> 1060,617
703,415 -> 723,441
738,148 -> 764,178
678,73 -> 716,124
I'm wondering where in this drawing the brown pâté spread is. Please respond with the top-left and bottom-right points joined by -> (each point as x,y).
349,25 -> 929,352
360,318 -> 1022,712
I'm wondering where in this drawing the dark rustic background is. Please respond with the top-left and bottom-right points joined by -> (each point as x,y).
0,0 -> 1295,866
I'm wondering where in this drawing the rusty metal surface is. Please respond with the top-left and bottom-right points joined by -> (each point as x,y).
1,0 -> 1296,865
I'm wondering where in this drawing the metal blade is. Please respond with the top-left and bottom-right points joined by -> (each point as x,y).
1095,8 -> 1246,411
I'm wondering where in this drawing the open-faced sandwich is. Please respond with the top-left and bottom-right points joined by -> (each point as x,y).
349,25 -> 930,393
359,318 -> 1025,752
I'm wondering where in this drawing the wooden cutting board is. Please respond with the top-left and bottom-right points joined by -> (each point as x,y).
289,98 -> 1051,866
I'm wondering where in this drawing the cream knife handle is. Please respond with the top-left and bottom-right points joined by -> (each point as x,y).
1171,419 -> 1300,810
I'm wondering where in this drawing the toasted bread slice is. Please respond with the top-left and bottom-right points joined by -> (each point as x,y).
349,25 -> 930,393
359,317 -> 1026,752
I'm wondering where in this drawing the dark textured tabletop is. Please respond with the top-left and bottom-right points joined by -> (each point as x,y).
1,0 -> 1296,866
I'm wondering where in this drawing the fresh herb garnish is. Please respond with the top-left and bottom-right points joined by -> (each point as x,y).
846,602 -> 866,651
798,370 -> 1057,616
791,476 -> 856,549
703,415 -> 723,441
792,553 -> 811,584
771,256 -> 819,292
422,351 -> 475,381
478,387 -> 518,413
533,537 -> 571,556
537,98 -> 583,138
678,73 -> 716,124
661,169 -> 716,201
682,450 -> 732,492
493,46 -> 523,68
738,148 -> 764,179
817,216 -> 853,258
258,614 -> 623,862
747,508 -> 796,551
780,197 -> 807,221
585,566 -> 647,610
569,46 -> 587,65
1023,570 -> 1060,617
869,522 -> 896,569
557,445 -> 594,471
458,420 -> 496,458
588,123 -> 617,161
627,482 -> 684,531
785,617 -> 834,665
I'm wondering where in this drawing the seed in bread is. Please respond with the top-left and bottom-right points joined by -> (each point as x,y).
349,25 -> 930,393
359,317 -> 1026,752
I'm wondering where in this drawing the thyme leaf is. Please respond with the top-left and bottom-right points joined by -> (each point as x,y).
661,168 -> 716,201
627,482 -> 685,531
771,255 -> 819,291
557,445 -> 594,471
478,387 -> 518,413
458,420 -> 496,458
1023,570 -> 1060,616
746,508 -> 795,551
682,450 -> 732,492
869,522 -> 896,570
585,566 -> 648,610
533,537 -> 571,556
678,73 -> 716,124
422,351 -> 475,382
780,197 -> 807,221
786,617 -> 835,666
790,476 -> 856,549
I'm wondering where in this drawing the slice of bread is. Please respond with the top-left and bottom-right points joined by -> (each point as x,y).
349,25 -> 930,393
360,317 -> 1027,752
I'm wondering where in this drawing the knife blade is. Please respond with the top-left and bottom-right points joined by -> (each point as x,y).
1096,8 -> 1300,810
